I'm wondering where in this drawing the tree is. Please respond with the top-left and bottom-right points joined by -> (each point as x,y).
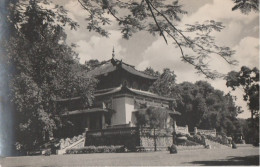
84,59 -> 106,71
77,0 -> 244,79
143,66 -> 243,137
1,0 -> 97,152
226,66 -> 259,119
149,68 -> 177,97
135,106 -> 171,151
144,67 -> 160,77
226,66 -> 259,144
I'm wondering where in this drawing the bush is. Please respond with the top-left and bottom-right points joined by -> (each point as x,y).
176,139 -> 201,146
253,138 -> 259,147
204,134 -> 230,146
66,145 -> 125,154
169,144 -> 177,154
187,134 -> 205,145
232,141 -> 237,149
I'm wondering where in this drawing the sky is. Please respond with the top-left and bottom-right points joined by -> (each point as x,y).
53,0 -> 259,118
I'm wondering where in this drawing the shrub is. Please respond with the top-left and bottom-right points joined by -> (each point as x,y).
66,145 -> 125,154
176,139 -> 201,146
176,132 -> 187,137
232,141 -> 237,149
169,144 -> 177,154
187,134 -> 205,145
204,134 -> 230,146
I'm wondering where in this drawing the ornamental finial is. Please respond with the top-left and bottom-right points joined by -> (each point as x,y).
112,46 -> 115,58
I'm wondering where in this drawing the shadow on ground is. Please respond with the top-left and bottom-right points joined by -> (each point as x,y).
188,155 -> 259,166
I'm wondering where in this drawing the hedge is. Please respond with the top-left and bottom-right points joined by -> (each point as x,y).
66,145 -> 125,154
186,134 -> 205,145
204,134 -> 231,146
176,139 -> 202,146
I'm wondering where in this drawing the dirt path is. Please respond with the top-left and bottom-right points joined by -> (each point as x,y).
1,145 -> 259,166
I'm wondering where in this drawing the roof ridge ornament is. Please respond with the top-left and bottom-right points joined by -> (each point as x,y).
111,46 -> 117,66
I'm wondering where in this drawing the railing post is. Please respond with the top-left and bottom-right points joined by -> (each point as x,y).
194,127 -> 197,135
185,125 -> 189,133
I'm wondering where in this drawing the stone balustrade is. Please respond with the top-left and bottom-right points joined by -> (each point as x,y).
59,133 -> 85,149
194,127 -> 216,136
176,125 -> 189,135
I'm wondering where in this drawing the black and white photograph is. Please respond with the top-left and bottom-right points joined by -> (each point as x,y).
0,0 -> 259,166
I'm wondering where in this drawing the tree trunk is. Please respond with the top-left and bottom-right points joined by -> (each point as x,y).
153,128 -> 157,151
172,120 -> 176,144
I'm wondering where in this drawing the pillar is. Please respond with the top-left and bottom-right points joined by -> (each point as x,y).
185,125 -> 189,133
83,128 -> 88,137
102,113 -> 106,129
87,116 -> 90,130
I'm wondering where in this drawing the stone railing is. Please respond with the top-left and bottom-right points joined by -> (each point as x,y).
56,133 -> 86,154
87,127 -> 138,137
85,127 -> 173,150
59,133 -> 85,149
195,127 -> 216,136
176,125 -> 189,135
106,122 -> 133,129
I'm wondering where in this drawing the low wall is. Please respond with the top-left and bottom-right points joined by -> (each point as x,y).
176,125 -> 189,135
195,128 -> 216,136
85,127 -> 173,150
85,127 -> 140,149
139,128 -> 172,150
177,145 -> 205,151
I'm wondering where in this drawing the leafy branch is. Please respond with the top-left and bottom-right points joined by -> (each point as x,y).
78,0 -> 238,79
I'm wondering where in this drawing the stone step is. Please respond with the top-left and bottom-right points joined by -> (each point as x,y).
205,139 -> 230,149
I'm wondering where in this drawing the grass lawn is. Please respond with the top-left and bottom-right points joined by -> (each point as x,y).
1,145 -> 259,166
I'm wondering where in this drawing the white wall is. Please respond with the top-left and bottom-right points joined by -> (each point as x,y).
111,96 -> 135,125
111,97 -> 126,125
125,97 -> 135,124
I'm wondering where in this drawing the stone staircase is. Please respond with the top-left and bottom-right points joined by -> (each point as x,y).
205,138 -> 230,149
56,133 -> 86,154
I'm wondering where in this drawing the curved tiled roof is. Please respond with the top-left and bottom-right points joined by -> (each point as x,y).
128,88 -> 173,101
88,59 -> 157,80
56,86 -> 173,102
62,108 -> 108,116
95,85 -> 174,101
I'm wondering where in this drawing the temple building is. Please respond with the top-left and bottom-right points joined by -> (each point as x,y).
57,52 -> 175,138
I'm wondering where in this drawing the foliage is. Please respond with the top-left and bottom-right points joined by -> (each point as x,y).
144,67 -> 161,77
144,67 -> 243,138
176,139 -> 201,146
135,106 -> 170,129
232,141 -> 237,149
135,106 -> 172,151
84,59 -> 107,71
226,66 -> 259,119
239,118 -> 259,144
149,68 -> 177,97
1,0 -> 97,151
169,144 -> 177,154
174,81 -> 243,137
232,0 -> 259,14
226,66 -> 259,144
204,134 -> 231,146
66,145 -> 125,154
187,134 -> 205,145
78,0 -> 239,79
